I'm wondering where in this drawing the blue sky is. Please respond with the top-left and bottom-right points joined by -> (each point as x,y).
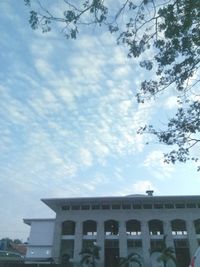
0,0 -> 199,241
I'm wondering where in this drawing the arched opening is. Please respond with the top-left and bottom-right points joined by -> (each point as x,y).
171,219 -> 187,235
126,220 -> 141,235
194,219 -> 200,234
104,220 -> 119,235
148,220 -> 164,235
62,221 -> 75,235
83,220 -> 97,236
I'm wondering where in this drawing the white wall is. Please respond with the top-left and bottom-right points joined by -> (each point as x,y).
29,220 -> 55,246
26,246 -> 52,258
26,220 -> 55,259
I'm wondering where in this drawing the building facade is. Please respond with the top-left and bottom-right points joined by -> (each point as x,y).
24,193 -> 200,267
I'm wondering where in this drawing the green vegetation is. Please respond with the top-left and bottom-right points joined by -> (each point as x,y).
79,242 -> 101,267
119,252 -> 143,267
150,235 -> 177,267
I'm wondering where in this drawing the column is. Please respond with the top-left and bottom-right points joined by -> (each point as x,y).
97,220 -> 104,267
141,220 -> 151,267
51,220 -> 62,263
73,221 -> 82,267
186,220 -> 198,256
119,220 -> 127,258
163,220 -> 174,248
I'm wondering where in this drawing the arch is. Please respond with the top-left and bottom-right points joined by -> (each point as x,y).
62,220 -> 75,235
126,220 -> 141,235
148,219 -> 164,235
104,220 -> 119,235
194,219 -> 200,234
83,220 -> 97,235
171,219 -> 187,235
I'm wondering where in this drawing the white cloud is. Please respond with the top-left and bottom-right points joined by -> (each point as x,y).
144,150 -> 174,179
119,180 -> 157,196
79,148 -> 93,167
34,59 -> 55,78
164,96 -> 179,109
57,87 -> 76,110
31,40 -> 53,59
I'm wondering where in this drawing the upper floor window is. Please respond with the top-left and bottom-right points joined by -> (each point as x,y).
83,220 -> 97,236
126,220 -> 141,235
62,220 -> 75,235
104,220 -> 119,236
149,220 -> 164,235
171,219 -> 187,235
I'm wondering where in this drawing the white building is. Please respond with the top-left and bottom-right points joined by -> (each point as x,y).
24,192 -> 200,267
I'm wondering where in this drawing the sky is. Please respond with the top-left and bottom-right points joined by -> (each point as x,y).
0,0 -> 199,242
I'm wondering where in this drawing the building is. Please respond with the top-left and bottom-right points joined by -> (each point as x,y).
24,192 -> 200,267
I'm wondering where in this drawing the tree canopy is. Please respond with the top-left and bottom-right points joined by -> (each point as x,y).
24,0 -> 200,169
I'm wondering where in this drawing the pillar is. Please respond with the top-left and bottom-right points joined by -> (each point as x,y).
186,220 -> 198,256
119,220 -> 127,258
52,220 -> 62,263
141,220 -> 151,267
97,220 -> 104,267
73,221 -> 82,267
163,220 -> 174,248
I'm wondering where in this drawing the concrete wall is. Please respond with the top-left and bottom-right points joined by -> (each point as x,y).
52,207 -> 200,267
26,220 -> 55,260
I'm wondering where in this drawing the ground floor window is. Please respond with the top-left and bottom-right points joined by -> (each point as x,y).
60,240 -> 74,266
105,240 -> 119,267
174,239 -> 190,267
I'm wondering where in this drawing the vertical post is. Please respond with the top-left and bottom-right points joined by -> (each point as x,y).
163,220 -> 174,248
141,220 -> 151,267
97,220 -> 104,267
73,221 -> 82,267
119,220 -> 127,258
52,220 -> 62,263
186,220 -> 198,257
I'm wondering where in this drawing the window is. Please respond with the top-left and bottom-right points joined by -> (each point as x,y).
71,205 -> 80,210
186,203 -> 196,208
102,204 -> 110,210
92,204 -> 100,210
126,220 -> 141,235
133,204 -> 141,209
62,221 -> 75,235
104,220 -> 119,235
151,240 -> 163,250
164,203 -> 174,209
149,220 -> 164,235
194,219 -> 200,234
128,240 -> 142,248
112,204 -> 121,209
175,203 -> 185,209
174,239 -> 189,248
143,204 -> 152,209
122,204 -> 131,209
154,203 -> 163,209
81,205 -> 90,210
105,240 -> 119,248
60,240 -> 74,260
62,205 -> 70,211
171,219 -> 187,235
83,220 -> 97,236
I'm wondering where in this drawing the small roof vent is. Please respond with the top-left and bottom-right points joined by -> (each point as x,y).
146,190 -> 154,196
